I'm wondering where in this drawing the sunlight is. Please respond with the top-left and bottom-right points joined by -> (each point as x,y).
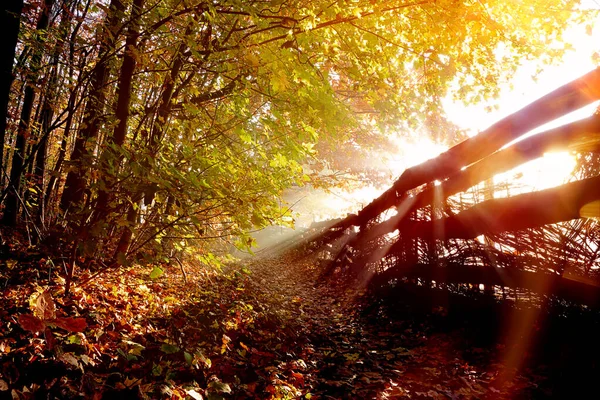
302,137 -> 449,223
580,200 -> 600,220
288,5 -> 597,226
444,19 -> 600,137
386,136 -> 448,177
443,13 -> 598,197
492,151 -> 577,196
383,139 -> 576,196
340,137 -> 449,218
288,184 -> 387,224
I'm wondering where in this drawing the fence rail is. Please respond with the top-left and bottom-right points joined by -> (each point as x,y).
304,67 -> 600,306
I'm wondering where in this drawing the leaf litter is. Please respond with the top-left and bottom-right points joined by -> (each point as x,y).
1,248 -> 595,399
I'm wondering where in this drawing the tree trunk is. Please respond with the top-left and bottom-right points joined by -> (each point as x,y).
88,0 -> 144,262
34,2 -> 74,228
0,0 -> 23,186
44,0 -> 91,213
114,25 -> 192,261
60,0 -> 125,211
2,0 -> 55,226
360,115 -> 600,245
404,175 -> 600,241
353,176 -> 600,271
372,262 -> 600,307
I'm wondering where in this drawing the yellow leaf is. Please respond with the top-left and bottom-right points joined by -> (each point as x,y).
246,53 -> 260,67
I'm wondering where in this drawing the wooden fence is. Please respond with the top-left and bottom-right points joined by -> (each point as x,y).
305,67 -> 600,306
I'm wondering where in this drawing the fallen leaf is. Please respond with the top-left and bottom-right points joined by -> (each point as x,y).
187,389 -> 203,400
160,343 -> 180,354
59,353 -> 80,368
150,266 -> 164,279
18,314 -> 45,332
35,290 -> 56,320
52,317 -> 87,332
208,381 -> 231,394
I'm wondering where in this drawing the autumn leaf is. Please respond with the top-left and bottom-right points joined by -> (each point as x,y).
186,389 -> 204,400
150,266 -> 164,279
18,314 -> 45,332
52,317 -> 88,333
59,353 -> 80,368
35,290 -> 56,320
221,334 -> 231,354
291,372 -> 305,386
160,343 -> 180,354
208,380 -> 231,394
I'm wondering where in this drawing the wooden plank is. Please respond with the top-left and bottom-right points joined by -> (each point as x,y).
360,115 -> 600,244
407,175 -> 600,240
372,263 -> 600,306
351,176 -> 600,270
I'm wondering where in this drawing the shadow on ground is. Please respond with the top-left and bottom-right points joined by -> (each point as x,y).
150,251 -> 600,399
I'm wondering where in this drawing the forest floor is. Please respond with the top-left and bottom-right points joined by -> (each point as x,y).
1,242 -> 600,399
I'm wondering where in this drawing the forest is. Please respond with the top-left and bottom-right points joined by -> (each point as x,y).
1,0 -> 600,399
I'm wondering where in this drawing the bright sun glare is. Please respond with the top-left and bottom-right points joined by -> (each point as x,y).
386,137 -> 448,177
375,17 -> 600,200
439,16 -> 599,193
492,151 -> 577,196
385,140 -> 577,199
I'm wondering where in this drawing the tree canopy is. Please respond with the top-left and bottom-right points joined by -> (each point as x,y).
0,0 -> 593,268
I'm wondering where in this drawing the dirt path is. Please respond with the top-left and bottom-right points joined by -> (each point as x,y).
237,252 -> 526,399
0,245 -> 593,399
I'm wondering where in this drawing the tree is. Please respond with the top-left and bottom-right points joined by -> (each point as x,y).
96,0 -> 144,261
33,0 -> 77,228
2,0 -> 55,227
60,0 -> 125,211
0,0 -> 23,185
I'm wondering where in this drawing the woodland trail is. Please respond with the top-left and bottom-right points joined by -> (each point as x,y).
2,246 -> 594,399
233,251 -> 534,400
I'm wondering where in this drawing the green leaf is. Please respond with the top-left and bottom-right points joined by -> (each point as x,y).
208,381 -> 231,394
152,363 -> 163,376
160,343 -> 180,354
117,348 -> 137,361
149,266 -> 164,279
184,351 -> 193,366
67,334 -> 82,344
